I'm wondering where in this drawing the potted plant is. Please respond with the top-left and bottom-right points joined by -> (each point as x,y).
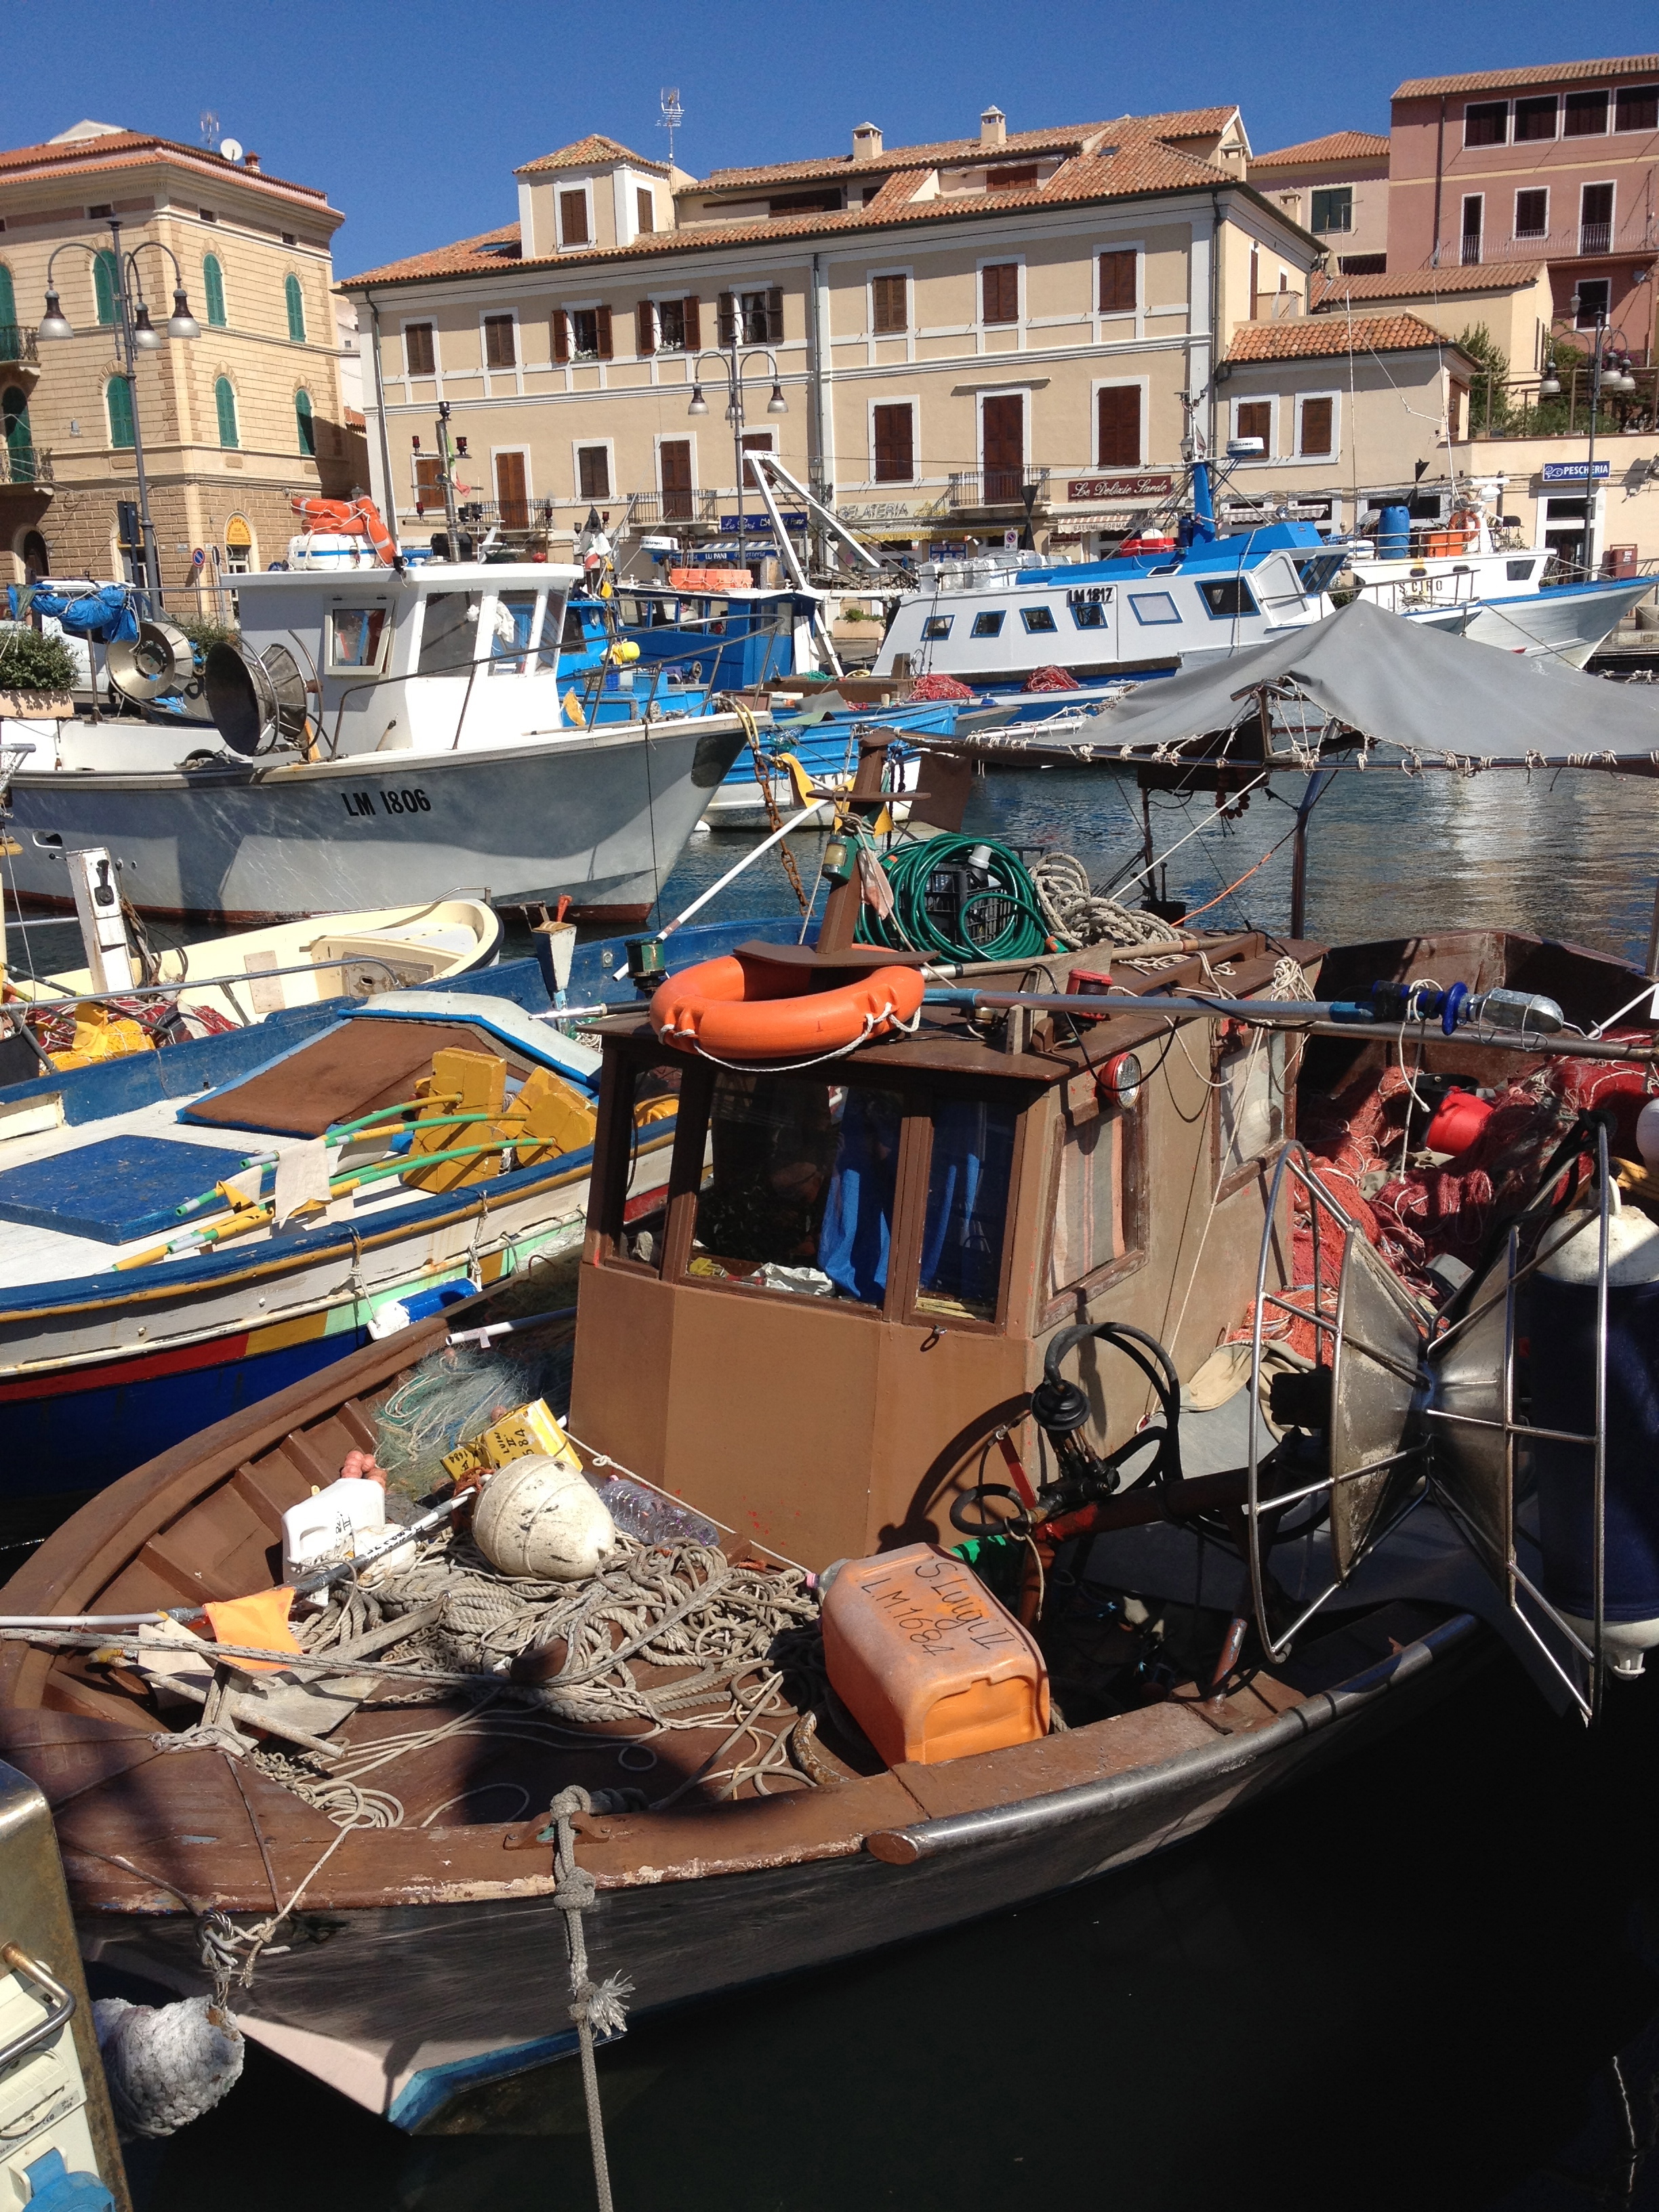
0,626 -> 79,723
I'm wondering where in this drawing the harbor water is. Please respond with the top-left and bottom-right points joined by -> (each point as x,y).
11,758 -> 1659,2208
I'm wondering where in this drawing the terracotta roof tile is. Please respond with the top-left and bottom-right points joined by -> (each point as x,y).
515,134 -> 668,176
1395,54 -> 1658,98
1225,311 -> 1467,361
0,129 -> 331,203
697,121 -> 1115,191
1250,130 -> 1391,167
1309,263 -> 1545,306
340,129 -> 1249,290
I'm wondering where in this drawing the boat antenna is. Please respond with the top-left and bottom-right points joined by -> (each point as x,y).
659,87 -> 683,166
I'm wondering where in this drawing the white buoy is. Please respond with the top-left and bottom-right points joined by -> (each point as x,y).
92,1996 -> 244,2139
472,1455 -> 619,1581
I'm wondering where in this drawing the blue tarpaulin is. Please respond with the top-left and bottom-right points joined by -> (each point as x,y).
26,584 -> 138,643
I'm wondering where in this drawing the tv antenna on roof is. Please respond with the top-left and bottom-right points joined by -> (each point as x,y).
199,108 -> 220,148
659,87 -> 683,166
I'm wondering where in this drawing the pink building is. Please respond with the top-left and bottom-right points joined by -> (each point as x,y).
1388,54 -> 1658,363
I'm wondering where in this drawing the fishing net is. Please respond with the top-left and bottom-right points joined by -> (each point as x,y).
373,1340 -> 576,1499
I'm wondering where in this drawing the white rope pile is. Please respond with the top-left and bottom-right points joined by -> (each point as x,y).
1029,851 -> 1185,951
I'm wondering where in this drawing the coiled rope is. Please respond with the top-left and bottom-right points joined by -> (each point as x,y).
1029,852 -> 1184,951
855,832 -> 1052,964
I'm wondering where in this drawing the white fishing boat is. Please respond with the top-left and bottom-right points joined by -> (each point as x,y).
0,557 -> 753,927
9,896 -> 501,1032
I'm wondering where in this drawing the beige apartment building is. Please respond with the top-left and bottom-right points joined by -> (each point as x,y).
1,120 -> 363,593
1248,130 -> 1391,275
342,105 -> 1360,563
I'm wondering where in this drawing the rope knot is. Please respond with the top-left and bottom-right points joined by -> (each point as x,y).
554,1868 -> 598,1913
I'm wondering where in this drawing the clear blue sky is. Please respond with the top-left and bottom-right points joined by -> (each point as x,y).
0,0 -> 1623,278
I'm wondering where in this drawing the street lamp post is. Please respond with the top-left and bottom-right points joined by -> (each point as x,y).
37,218 -> 200,604
687,336 -> 787,562
1566,294 -> 1636,577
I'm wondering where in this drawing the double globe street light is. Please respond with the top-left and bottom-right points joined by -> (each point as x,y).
687,339 -> 787,560
37,217 -> 201,601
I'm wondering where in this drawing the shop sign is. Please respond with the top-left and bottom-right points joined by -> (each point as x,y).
1065,473 -> 1176,501
1541,461 -> 1610,481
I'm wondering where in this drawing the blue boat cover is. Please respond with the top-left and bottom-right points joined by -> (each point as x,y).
0,1132 -> 255,1244
26,584 -> 139,643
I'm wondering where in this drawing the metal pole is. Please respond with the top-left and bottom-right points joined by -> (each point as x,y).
1584,306 -> 1603,577
437,400 -> 464,561
1289,767 -> 1333,939
110,220 -> 163,605
364,293 -> 403,550
730,334 -> 744,558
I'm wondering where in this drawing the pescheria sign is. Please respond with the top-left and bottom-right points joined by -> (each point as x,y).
1541,460 -> 1611,480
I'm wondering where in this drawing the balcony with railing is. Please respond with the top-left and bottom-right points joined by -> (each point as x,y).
1467,365 -> 1658,440
1433,218 -> 1656,268
398,488 -> 723,535
0,446 -> 52,489
946,466 -> 1051,512
0,327 -> 40,371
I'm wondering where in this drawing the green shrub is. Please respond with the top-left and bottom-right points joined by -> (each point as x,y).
175,616 -> 239,657
0,626 -> 79,693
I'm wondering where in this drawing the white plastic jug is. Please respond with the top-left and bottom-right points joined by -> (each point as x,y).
282,1477 -> 401,1587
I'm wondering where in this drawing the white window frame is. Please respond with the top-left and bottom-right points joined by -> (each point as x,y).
975,386 -> 1026,479
1294,388 -> 1340,464
556,178 -> 595,251
1578,178 -> 1617,251
867,266 -> 914,338
975,253 -> 1025,337
1308,184 -> 1354,236
479,306 -> 522,391
1091,239 -> 1144,331
1462,98 -> 1510,148
401,316 -> 440,382
561,300 -> 606,363
489,443 -> 535,523
324,599 -> 394,676
1513,184 -> 1551,241
1090,374 -> 1149,470
1460,192 -> 1485,262
866,393 -> 920,486
1614,84 -> 1659,132
649,294 -> 691,355
571,436 -> 616,503
1230,392 -> 1279,462
1513,91 -> 1560,143
653,429 -> 699,504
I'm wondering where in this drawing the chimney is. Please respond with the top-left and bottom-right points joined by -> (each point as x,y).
980,106 -> 1006,150
243,150 -> 260,171
852,122 -> 883,162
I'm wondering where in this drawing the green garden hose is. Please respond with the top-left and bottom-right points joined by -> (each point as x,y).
854,834 -> 1053,964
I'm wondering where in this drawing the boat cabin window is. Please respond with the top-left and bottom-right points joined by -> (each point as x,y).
490,592 -> 541,675
1214,1027 -> 1288,1191
1020,605 -> 1057,634
1294,552 -> 1346,594
1507,558 -> 1537,581
417,592 -> 485,676
1128,592 -> 1181,626
1048,1108 -> 1126,1300
1069,600 -> 1107,629
326,605 -> 392,674
970,611 -> 1005,638
921,615 -> 953,640
615,1061 -> 686,1269
916,1097 -> 1018,1321
1199,579 -> 1258,619
689,1072 -> 903,1304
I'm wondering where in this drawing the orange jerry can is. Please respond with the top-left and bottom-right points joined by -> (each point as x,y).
820,1542 -> 1050,1767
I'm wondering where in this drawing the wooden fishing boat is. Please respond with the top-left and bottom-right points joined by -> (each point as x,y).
7,718 -> 1656,2135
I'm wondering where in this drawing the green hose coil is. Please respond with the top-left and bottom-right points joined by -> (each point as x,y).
853,834 -> 1052,964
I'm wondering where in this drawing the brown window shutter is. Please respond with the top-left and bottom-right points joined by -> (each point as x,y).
595,304 -> 613,359
873,403 -> 914,483
1099,251 -> 1136,312
1097,385 -> 1141,467
1235,401 -> 1272,451
718,291 -> 737,345
766,286 -> 784,341
559,190 -> 588,247
873,274 -> 907,333
636,300 -> 655,355
405,322 -> 435,375
683,295 -> 701,350
1300,395 -> 1334,456
552,310 -> 569,365
983,263 -> 1019,324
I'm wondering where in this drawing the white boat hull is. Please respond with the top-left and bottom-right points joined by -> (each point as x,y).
1401,576 -> 1654,666
3,720 -> 746,924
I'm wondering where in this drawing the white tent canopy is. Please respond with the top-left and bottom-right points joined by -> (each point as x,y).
964,599 -> 1659,767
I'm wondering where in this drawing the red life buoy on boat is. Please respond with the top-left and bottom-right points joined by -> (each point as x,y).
291,495 -> 398,566
650,954 -> 926,1060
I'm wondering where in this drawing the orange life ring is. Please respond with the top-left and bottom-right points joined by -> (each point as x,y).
291,495 -> 398,566
650,953 -> 926,1060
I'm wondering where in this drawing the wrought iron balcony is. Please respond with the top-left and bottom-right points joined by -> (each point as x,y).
0,325 -> 39,369
0,445 -> 52,489
945,466 -> 1050,512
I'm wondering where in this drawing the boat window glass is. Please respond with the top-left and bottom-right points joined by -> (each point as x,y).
417,592 -> 483,676
1128,592 -> 1181,626
1216,1029 -> 1287,1186
917,1097 -> 1018,1322
560,601 -> 597,652
970,610 -> 1005,638
1020,605 -> 1057,634
1507,558 -> 1537,581
491,592 -> 541,675
689,1073 -> 903,1304
1048,1110 -> 1124,1297
1294,553 -> 1345,594
1198,579 -> 1259,619
1069,600 -> 1107,630
921,615 -> 953,640
617,1061 -> 686,1269
326,606 -> 391,674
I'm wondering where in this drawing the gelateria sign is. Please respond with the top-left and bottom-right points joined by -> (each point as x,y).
1065,473 -> 1176,502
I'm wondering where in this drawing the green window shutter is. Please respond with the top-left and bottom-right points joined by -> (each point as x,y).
285,272 -> 306,344
106,375 -> 134,449
0,265 -> 16,331
295,388 -> 315,455
203,255 -> 226,327
94,249 -> 119,325
214,375 -> 239,449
